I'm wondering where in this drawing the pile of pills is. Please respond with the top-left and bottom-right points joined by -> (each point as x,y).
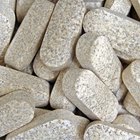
0,0 -> 140,139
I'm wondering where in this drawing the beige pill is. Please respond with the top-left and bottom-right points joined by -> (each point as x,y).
122,60 -> 140,107
0,6 -> 15,64
104,0 -> 131,15
76,33 -> 122,93
62,68 -> 118,122
6,109 -> 89,140
33,53 -> 59,81
5,0 -> 54,71
115,83 -> 127,101
83,7 -> 140,62
0,66 -> 50,107
84,0 -> 104,10
84,121 -> 140,140
131,0 -> 140,18
40,0 -> 86,71
123,92 -> 140,117
50,71 -> 76,112
50,58 -> 80,111
0,90 -> 35,137
113,114 -> 140,132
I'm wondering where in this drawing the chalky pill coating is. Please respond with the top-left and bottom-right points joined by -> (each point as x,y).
104,0 -> 131,15
83,7 -> 140,62
131,0 -> 140,18
5,0 -> 54,71
0,6 -> 15,63
113,114 -> 140,132
123,92 -> 140,117
122,60 -> 140,107
84,121 -> 140,140
76,33 -> 122,93
62,68 -> 119,122
50,58 -> 80,111
40,0 -> 86,71
6,109 -> 89,140
33,53 -> 59,81
0,90 -> 35,137
0,66 -> 50,107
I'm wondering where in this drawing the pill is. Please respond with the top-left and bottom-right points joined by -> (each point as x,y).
84,0 -> 104,10
50,58 -> 80,111
115,83 -> 127,101
0,66 -> 50,107
83,7 -> 140,62
122,60 -> 140,107
84,121 -> 140,140
123,92 -> 140,117
104,0 -> 131,15
6,109 -> 89,140
40,0 -> 86,71
0,90 -> 35,137
62,68 -> 118,122
5,0 -> 54,71
113,114 -> 140,132
0,6 -> 15,64
76,33 -> 122,93
50,71 -> 76,112
131,0 -> 140,18
33,53 -> 59,81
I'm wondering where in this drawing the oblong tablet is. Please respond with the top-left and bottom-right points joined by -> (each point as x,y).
76,33 -> 122,93
84,121 -> 140,140
6,109 -> 89,140
50,70 -> 76,112
0,90 -> 35,137
104,0 -> 131,15
5,0 -> 54,70
50,58 -> 80,111
0,6 -> 15,64
83,7 -> 140,62
62,68 -> 118,122
122,60 -> 140,107
0,66 -> 50,107
40,0 -> 86,71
